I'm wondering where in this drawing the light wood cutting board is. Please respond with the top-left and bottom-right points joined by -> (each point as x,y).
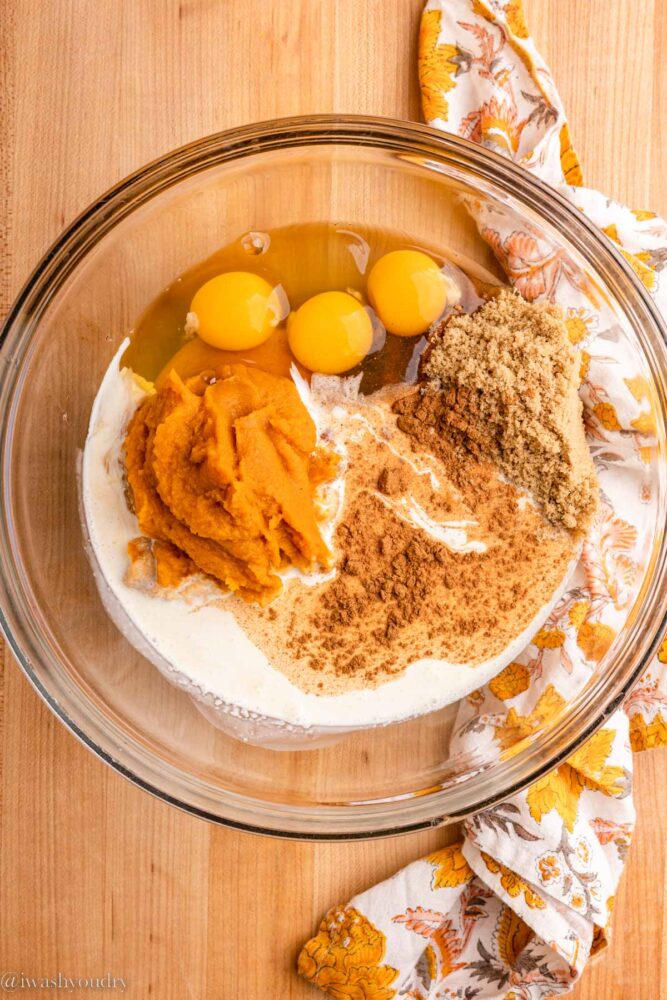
1,2 -> 666,997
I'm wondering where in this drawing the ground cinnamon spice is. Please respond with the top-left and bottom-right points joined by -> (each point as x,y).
232,387 -> 578,694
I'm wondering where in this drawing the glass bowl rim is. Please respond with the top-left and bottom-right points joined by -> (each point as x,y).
2,113 -> 667,840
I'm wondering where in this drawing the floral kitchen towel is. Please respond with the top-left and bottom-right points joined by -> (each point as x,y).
299,2 -> 667,997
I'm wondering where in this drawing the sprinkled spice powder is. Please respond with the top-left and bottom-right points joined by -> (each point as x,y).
232,389 -> 579,696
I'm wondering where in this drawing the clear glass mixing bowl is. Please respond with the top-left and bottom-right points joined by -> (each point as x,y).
1,115 -> 666,838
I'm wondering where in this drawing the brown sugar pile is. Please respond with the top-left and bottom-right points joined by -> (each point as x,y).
420,289 -> 598,534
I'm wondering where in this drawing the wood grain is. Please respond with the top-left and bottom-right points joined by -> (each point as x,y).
1,2 -> 666,997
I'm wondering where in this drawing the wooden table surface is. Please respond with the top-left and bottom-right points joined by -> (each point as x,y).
2,2 -> 667,997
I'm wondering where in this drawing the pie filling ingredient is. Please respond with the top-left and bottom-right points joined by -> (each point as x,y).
189,271 -> 285,350
368,249 -> 449,336
421,289 -> 599,534
123,363 -> 338,604
287,290 -> 374,374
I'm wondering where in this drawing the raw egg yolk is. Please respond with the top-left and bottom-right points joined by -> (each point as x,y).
190,271 -> 284,350
287,291 -> 373,375
367,249 -> 448,337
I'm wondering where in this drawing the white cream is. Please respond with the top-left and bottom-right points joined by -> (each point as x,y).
81,343 -> 577,731
375,494 -> 484,554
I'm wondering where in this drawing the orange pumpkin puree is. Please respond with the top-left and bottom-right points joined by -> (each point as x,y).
123,363 -> 338,604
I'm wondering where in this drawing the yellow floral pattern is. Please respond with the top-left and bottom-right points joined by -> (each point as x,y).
480,853 -> 546,909
564,307 -> 593,344
301,2 -> 667,998
559,122 -> 584,186
568,600 -> 590,628
488,661 -> 531,700
527,729 -> 626,831
526,768 -> 583,833
505,1 -> 529,39
497,907 -> 533,964
532,627 -> 566,650
418,9 -> 459,123
419,0 -> 583,185
631,409 -> 657,436
625,374 -> 651,402
576,621 -> 616,662
427,843 -> 473,889
298,907 -> 399,1000
494,685 -> 566,751
592,401 -> 621,432
629,712 -> 667,752
537,855 -> 561,883
621,246 -> 657,292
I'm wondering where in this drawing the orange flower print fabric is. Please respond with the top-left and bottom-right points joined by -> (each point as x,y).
298,907 -> 399,999
300,2 -> 667,998
418,0 -> 584,186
